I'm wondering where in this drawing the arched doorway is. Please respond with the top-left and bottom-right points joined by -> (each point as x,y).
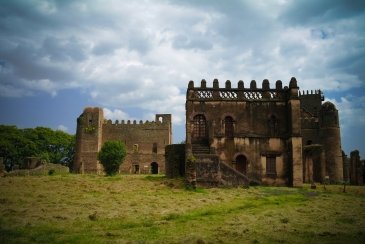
150,162 -> 158,174
236,155 -> 247,175
192,114 -> 207,143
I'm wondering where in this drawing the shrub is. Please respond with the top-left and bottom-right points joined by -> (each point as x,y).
98,141 -> 126,176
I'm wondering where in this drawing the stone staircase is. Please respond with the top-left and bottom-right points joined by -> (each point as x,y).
191,143 -> 249,187
192,143 -> 210,155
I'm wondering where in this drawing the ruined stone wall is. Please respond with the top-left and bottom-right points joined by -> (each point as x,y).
74,108 -> 172,174
165,144 -> 185,178
349,150 -> 363,185
102,114 -> 171,174
300,91 -> 344,183
73,107 -> 104,173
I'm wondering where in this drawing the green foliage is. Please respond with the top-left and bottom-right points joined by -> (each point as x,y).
0,125 -> 74,170
98,141 -> 126,176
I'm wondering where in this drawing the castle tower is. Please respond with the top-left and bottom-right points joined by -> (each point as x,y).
320,102 -> 343,182
156,114 -> 172,144
73,107 -> 104,173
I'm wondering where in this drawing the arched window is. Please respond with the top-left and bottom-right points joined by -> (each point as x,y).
193,114 -> 207,140
224,116 -> 234,138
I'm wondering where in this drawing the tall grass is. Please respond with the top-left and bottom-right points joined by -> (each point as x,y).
0,174 -> 364,243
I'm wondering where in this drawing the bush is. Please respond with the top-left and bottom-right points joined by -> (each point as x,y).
98,141 -> 126,176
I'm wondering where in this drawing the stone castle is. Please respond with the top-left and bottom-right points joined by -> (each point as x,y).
74,77 -> 362,186
73,108 -> 171,174
184,77 -> 342,187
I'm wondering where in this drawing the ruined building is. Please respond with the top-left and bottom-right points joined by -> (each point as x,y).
74,77 -> 347,187
184,77 -> 343,187
73,107 -> 172,174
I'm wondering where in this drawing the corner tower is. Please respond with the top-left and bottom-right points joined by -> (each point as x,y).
73,107 -> 104,173
320,101 -> 343,182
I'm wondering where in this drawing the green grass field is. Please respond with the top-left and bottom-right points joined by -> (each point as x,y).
0,174 -> 364,243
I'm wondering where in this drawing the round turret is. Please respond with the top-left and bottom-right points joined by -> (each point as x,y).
320,101 -> 343,182
322,101 -> 336,111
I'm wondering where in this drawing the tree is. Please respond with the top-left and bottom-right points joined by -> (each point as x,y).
0,125 -> 75,170
98,141 -> 126,176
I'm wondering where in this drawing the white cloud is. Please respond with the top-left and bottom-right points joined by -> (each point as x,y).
327,95 -> 365,129
103,108 -> 136,122
0,0 -> 364,148
57,124 -> 68,132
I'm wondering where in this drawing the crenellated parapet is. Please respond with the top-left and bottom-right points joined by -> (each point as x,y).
187,78 -> 296,101
299,89 -> 324,101
103,114 -> 171,130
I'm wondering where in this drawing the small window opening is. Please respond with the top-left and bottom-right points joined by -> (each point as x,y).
266,156 -> 277,177
133,144 -> 139,153
152,143 -> 157,153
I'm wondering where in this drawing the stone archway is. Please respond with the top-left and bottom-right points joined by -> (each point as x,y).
236,155 -> 247,175
150,162 -> 159,174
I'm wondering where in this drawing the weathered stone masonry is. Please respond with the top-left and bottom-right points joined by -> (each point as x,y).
73,107 -> 172,174
185,77 -> 344,187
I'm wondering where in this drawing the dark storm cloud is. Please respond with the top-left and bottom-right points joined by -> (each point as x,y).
42,36 -> 89,62
0,0 -> 364,125
280,0 -> 365,25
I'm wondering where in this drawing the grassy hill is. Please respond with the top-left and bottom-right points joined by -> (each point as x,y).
0,174 -> 364,243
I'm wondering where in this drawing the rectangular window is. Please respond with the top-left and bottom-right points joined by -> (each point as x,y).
152,143 -> 157,153
266,156 -> 277,177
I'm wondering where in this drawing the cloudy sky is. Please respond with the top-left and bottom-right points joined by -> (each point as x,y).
0,0 -> 364,157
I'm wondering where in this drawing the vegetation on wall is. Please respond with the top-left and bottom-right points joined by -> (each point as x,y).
0,125 -> 75,171
98,141 -> 126,176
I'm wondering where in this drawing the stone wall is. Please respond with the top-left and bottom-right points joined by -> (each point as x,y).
185,78 -> 301,186
165,144 -> 185,178
74,107 -> 172,174
349,150 -> 363,185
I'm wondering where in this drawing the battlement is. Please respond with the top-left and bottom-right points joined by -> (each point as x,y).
187,78 -> 299,101
299,89 -> 324,101
103,114 -> 171,128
